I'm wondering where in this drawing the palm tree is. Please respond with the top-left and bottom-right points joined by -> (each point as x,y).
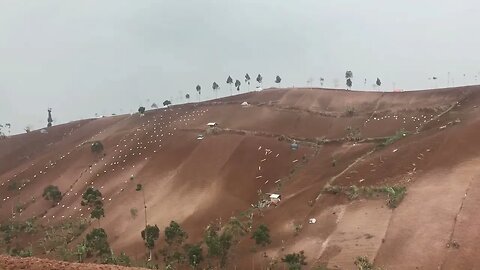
235,79 -> 241,91
226,76 -> 233,95
256,74 -> 263,88
245,73 -> 251,90
212,82 -> 220,98
275,75 -> 282,87
196,85 -> 201,101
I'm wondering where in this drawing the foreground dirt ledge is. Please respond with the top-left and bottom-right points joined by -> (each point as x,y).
0,255 -> 146,270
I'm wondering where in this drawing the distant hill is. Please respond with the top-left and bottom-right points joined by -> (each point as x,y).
1,86 -> 480,269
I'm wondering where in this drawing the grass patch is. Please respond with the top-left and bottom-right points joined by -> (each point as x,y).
345,107 -> 356,117
345,126 -> 362,142
379,129 -> 409,147
354,256 -> 383,270
324,185 -> 407,209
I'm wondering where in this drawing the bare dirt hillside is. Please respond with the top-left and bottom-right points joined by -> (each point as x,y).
1,86 -> 480,269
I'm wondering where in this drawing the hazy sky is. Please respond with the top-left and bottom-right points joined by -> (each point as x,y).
1,0 -> 480,134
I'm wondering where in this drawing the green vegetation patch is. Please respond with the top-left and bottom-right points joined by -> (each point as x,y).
379,129 -> 409,147
324,185 -> 407,209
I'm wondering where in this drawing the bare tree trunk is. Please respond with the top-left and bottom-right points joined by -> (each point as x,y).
143,189 -> 148,227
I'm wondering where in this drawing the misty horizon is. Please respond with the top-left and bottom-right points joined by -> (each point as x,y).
1,0 -> 480,134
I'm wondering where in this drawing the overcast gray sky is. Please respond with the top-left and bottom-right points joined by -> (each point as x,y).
1,0 -> 479,134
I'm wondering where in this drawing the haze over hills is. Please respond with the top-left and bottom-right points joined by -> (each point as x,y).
1,87 -> 480,269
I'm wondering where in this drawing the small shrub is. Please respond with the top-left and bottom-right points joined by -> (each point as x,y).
345,126 -> 362,141
15,203 -> 26,214
323,185 -> 342,195
446,240 -> 460,249
282,250 -> 307,270
346,185 -> 360,200
91,141 -> 104,154
7,180 -> 21,191
138,107 -> 146,114
293,223 -> 303,236
382,186 -> 406,209
42,185 -> 62,205
354,256 -> 383,270
163,100 -> 172,107
251,224 -> 271,247
9,246 -> 33,257
184,243 -> 203,268
345,107 -> 356,117
324,185 -> 406,209
379,129 -> 409,147
85,228 -> 111,258
130,208 -> 138,219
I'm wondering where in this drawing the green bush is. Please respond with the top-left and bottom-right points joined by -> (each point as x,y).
282,251 -> 307,270
91,141 -> 104,153
42,185 -> 62,205
354,256 -> 383,270
324,185 -> 407,209
251,224 -> 271,247
379,129 -> 409,147
85,228 -> 111,258
184,244 -> 203,268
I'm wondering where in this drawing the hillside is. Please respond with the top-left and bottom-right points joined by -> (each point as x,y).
1,86 -> 480,269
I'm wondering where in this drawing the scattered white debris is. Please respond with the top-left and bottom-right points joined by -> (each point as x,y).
393,149 -> 398,153
309,218 -> 317,224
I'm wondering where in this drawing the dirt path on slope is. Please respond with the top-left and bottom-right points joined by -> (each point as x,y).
324,200 -> 391,269
374,158 -> 480,269
440,173 -> 480,269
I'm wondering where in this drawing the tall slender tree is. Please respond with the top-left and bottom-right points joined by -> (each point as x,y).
346,78 -> 353,89
212,82 -> 220,98
345,71 -> 353,90
376,78 -> 382,89
245,73 -> 251,90
81,187 -> 104,226
226,76 -> 233,95
235,79 -> 241,91
196,85 -> 201,101
256,74 -> 263,88
4,123 -> 11,135
141,224 -> 160,261
275,75 -> 282,87
47,108 -> 53,128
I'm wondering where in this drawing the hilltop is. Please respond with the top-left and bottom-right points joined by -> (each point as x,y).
1,86 -> 480,269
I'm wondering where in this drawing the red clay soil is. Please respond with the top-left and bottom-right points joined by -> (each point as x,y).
0,255 -> 146,270
1,87 -> 480,269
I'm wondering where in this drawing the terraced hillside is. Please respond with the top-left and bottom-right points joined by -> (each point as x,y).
1,87 -> 479,269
